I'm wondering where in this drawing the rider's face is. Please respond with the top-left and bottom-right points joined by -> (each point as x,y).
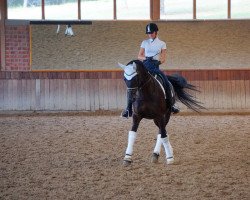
147,32 -> 157,39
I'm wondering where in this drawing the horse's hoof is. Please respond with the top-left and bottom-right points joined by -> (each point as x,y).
123,155 -> 132,166
166,157 -> 174,165
123,159 -> 132,167
151,153 -> 159,163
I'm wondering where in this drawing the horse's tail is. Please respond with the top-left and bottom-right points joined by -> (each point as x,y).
167,74 -> 205,112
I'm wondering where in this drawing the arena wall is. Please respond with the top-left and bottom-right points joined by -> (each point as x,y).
0,20 -> 249,112
30,20 -> 250,70
0,69 -> 249,112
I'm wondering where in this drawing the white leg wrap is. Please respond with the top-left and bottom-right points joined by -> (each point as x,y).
161,137 -> 173,159
153,134 -> 162,155
125,131 -> 137,156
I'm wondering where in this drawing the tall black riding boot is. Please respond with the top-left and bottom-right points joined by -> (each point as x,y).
172,105 -> 180,114
121,89 -> 133,118
164,80 -> 180,114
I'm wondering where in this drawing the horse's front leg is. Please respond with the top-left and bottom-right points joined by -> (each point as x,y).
151,132 -> 162,163
123,114 -> 142,166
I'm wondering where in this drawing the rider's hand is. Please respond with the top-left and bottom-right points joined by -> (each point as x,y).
146,56 -> 153,61
156,61 -> 161,65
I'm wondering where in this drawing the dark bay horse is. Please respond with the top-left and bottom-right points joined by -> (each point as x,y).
118,60 -> 204,166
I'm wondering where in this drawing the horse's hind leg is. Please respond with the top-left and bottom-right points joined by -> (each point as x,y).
152,130 -> 174,164
161,131 -> 174,164
123,115 -> 142,166
162,113 -> 174,164
155,118 -> 174,165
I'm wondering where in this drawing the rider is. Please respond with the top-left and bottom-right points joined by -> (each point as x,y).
121,23 -> 180,118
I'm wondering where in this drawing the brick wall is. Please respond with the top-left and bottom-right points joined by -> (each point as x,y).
4,25 -> 30,71
0,25 -> 2,68
0,37 -> 1,67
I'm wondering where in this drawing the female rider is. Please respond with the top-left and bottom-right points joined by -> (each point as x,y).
122,23 -> 180,118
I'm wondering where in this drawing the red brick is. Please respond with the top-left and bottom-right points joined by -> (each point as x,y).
4,25 -> 30,71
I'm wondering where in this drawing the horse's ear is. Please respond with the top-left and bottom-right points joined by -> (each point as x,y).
132,62 -> 137,70
118,62 -> 126,70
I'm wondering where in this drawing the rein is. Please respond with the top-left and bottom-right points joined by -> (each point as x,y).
126,72 -> 152,91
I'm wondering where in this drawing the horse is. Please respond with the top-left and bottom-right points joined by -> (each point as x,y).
118,60 -> 204,166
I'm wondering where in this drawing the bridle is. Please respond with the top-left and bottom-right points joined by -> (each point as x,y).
125,71 -> 153,93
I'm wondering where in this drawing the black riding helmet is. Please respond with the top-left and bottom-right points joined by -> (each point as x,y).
145,23 -> 159,34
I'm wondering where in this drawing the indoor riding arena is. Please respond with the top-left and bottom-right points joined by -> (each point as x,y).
0,1 -> 249,199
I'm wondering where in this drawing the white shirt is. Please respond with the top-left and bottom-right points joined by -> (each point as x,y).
140,37 -> 167,61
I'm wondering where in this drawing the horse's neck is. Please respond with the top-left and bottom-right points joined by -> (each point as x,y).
139,72 -> 151,87
139,74 -> 156,94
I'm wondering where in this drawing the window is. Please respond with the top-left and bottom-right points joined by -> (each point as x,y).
232,0 -> 250,18
81,0 -> 113,19
7,0 -> 250,20
116,0 -> 150,19
8,0 -> 42,19
196,0 -> 227,19
160,0 -> 193,20
45,0 -> 78,20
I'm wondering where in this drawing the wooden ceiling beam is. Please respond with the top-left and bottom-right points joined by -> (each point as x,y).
0,0 -> 7,70
150,0 -> 160,20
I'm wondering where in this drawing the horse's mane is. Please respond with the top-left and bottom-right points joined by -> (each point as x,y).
126,60 -> 144,67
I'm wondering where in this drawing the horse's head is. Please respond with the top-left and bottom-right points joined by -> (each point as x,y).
118,60 -> 149,90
